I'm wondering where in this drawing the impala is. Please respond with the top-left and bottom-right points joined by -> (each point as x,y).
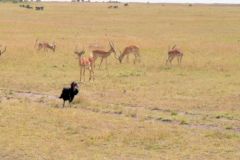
166,45 -> 183,65
92,41 -> 117,69
0,45 -> 7,56
35,6 -> 44,11
35,39 -> 56,52
115,45 -> 140,64
74,47 -> 95,82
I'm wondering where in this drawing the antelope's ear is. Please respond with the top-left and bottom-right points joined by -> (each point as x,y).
74,50 -> 79,55
172,44 -> 176,49
81,47 -> 86,53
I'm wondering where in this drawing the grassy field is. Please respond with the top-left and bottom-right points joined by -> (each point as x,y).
0,2 -> 240,159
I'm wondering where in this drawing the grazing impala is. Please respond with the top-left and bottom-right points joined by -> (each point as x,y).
166,45 -> 183,65
92,41 -> 117,69
35,39 -> 56,52
74,47 -> 95,82
0,45 -> 7,56
115,45 -> 140,64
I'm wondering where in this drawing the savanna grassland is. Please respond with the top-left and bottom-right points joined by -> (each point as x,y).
0,2 -> 240,159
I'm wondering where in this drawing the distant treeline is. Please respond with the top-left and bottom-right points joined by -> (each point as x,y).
0,0 -> 20,2
0,0 -> 33,3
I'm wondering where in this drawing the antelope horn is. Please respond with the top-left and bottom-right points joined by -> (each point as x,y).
109,41 -> 119,59
78,44 -> 85,54
108,40 -> 112,47
82,45 -> 85,53
110,41 -> 115,47
114,51 -> 119,60
114,47 -> 121,60
172,44 -> 176,49
108,39 -> 114,47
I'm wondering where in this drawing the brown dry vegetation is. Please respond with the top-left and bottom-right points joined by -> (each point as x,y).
0,2 -> 240,159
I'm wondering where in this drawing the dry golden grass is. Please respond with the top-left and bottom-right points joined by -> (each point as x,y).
0,2 -> 240,159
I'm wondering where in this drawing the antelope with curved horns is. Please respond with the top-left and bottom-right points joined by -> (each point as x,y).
0,45 -> 7,56
35,39 -> 56,52
114,45 -> 140,64
91,41 -> 117,69
74,47 -> 95,82
166,45 -> 183,65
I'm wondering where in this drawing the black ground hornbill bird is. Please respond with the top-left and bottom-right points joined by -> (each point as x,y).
59,81 -> 79,107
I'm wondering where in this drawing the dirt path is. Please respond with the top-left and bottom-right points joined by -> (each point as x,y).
0,88 -> 239,133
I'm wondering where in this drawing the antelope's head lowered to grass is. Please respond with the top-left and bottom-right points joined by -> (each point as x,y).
0,45 -> 7,56
49,42 -> 56,52
114,45 -> 140,64
108,40 -> 117,56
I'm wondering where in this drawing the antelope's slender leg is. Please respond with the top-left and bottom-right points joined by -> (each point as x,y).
137,53 -> 141,63
80,66 -> 83,82
93,58 -> 96,69
37,45 -> 41,52
166,55 -> 171,65
169,57 -> 174,65
168,55 -> 174,65
133,54 -> 138,64
134,52 -> 140,63
105,58 -> 108,69
180,55 -> 183,64
83,66 -> 86,81
166,58 -> 169,65
89,67 -> 92,81
99,58 -> 104,69
89,69 -> 91,81
90,64 -> 95,81
92,69 -> 95,80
